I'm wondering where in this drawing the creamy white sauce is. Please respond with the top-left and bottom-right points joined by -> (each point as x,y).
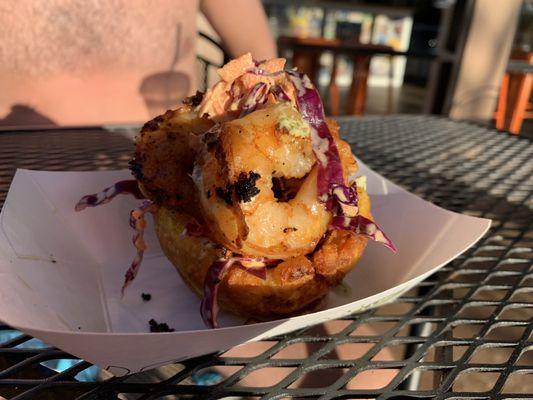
374,230 -> 386,243
332,186 -> 348,202
355,175 -> 367,191
311,129 -> 329,166
366,223 -> 377,235
343,216 -> 351,227
291,74 -> 308,96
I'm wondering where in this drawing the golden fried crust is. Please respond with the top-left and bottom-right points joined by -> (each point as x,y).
131,108 -> 213,211
154,189 -> 372,320
312,188 -> 371,285
153,207 -> 224,299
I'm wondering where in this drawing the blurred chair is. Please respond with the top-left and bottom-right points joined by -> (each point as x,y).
278,36 -> 395,116
494,50 -> 533,134
196,31 -> 230,91
332,22 -> 365,117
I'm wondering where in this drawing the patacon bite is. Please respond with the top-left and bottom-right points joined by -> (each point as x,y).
76,53 -> 396,329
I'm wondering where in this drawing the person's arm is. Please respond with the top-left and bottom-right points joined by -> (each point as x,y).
200,0 -> 276,60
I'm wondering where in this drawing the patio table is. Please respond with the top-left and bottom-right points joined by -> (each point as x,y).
0,115 -> 531,399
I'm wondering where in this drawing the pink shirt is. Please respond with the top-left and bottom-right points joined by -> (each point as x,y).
0,0 -> 199,126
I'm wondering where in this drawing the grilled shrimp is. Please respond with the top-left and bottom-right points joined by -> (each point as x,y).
193,102 -> 356,259
130,106 -> 213,212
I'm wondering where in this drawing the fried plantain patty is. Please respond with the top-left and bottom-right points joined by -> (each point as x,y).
130,107 -> 213,211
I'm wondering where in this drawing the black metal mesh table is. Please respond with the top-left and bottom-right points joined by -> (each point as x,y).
0,115 -> 531,399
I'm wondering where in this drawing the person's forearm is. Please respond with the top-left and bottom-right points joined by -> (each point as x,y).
200,0 -> 276,60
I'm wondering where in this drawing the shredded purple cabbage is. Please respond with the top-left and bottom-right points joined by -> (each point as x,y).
286,71 -> 345,204
76,181 -> 158,296
200,256 -> 276,328
201,258 -> 237,328
229,80 -> 237,99
241,69 -> 357,217
329,184 -> 359,217
286,70 -> 396,251
244,68 -> 292,104
240,82 -> 269,117
199,67 -> 396,329
242,68 -> 346,209
238,265 -> 267,280
75,180 -> 144,211
330,215 -> 397,252
121,200 -> 158,296
231,68 -> 284,108
77,63 -> 397,329
270,85 -> 291,102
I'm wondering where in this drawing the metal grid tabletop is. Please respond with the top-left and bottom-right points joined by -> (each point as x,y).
0,115 -> 531,399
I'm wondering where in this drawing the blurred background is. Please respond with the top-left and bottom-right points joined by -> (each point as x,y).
1,0 -> 532,137
0,0 -> 531,391
204,0 -> 533,137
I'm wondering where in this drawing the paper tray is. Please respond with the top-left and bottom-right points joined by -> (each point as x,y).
0,161 -> 490,375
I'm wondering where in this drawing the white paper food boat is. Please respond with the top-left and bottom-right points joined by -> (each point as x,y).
0,161 -> 490,376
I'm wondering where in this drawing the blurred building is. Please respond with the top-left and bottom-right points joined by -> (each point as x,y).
261,0 -> 531,136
